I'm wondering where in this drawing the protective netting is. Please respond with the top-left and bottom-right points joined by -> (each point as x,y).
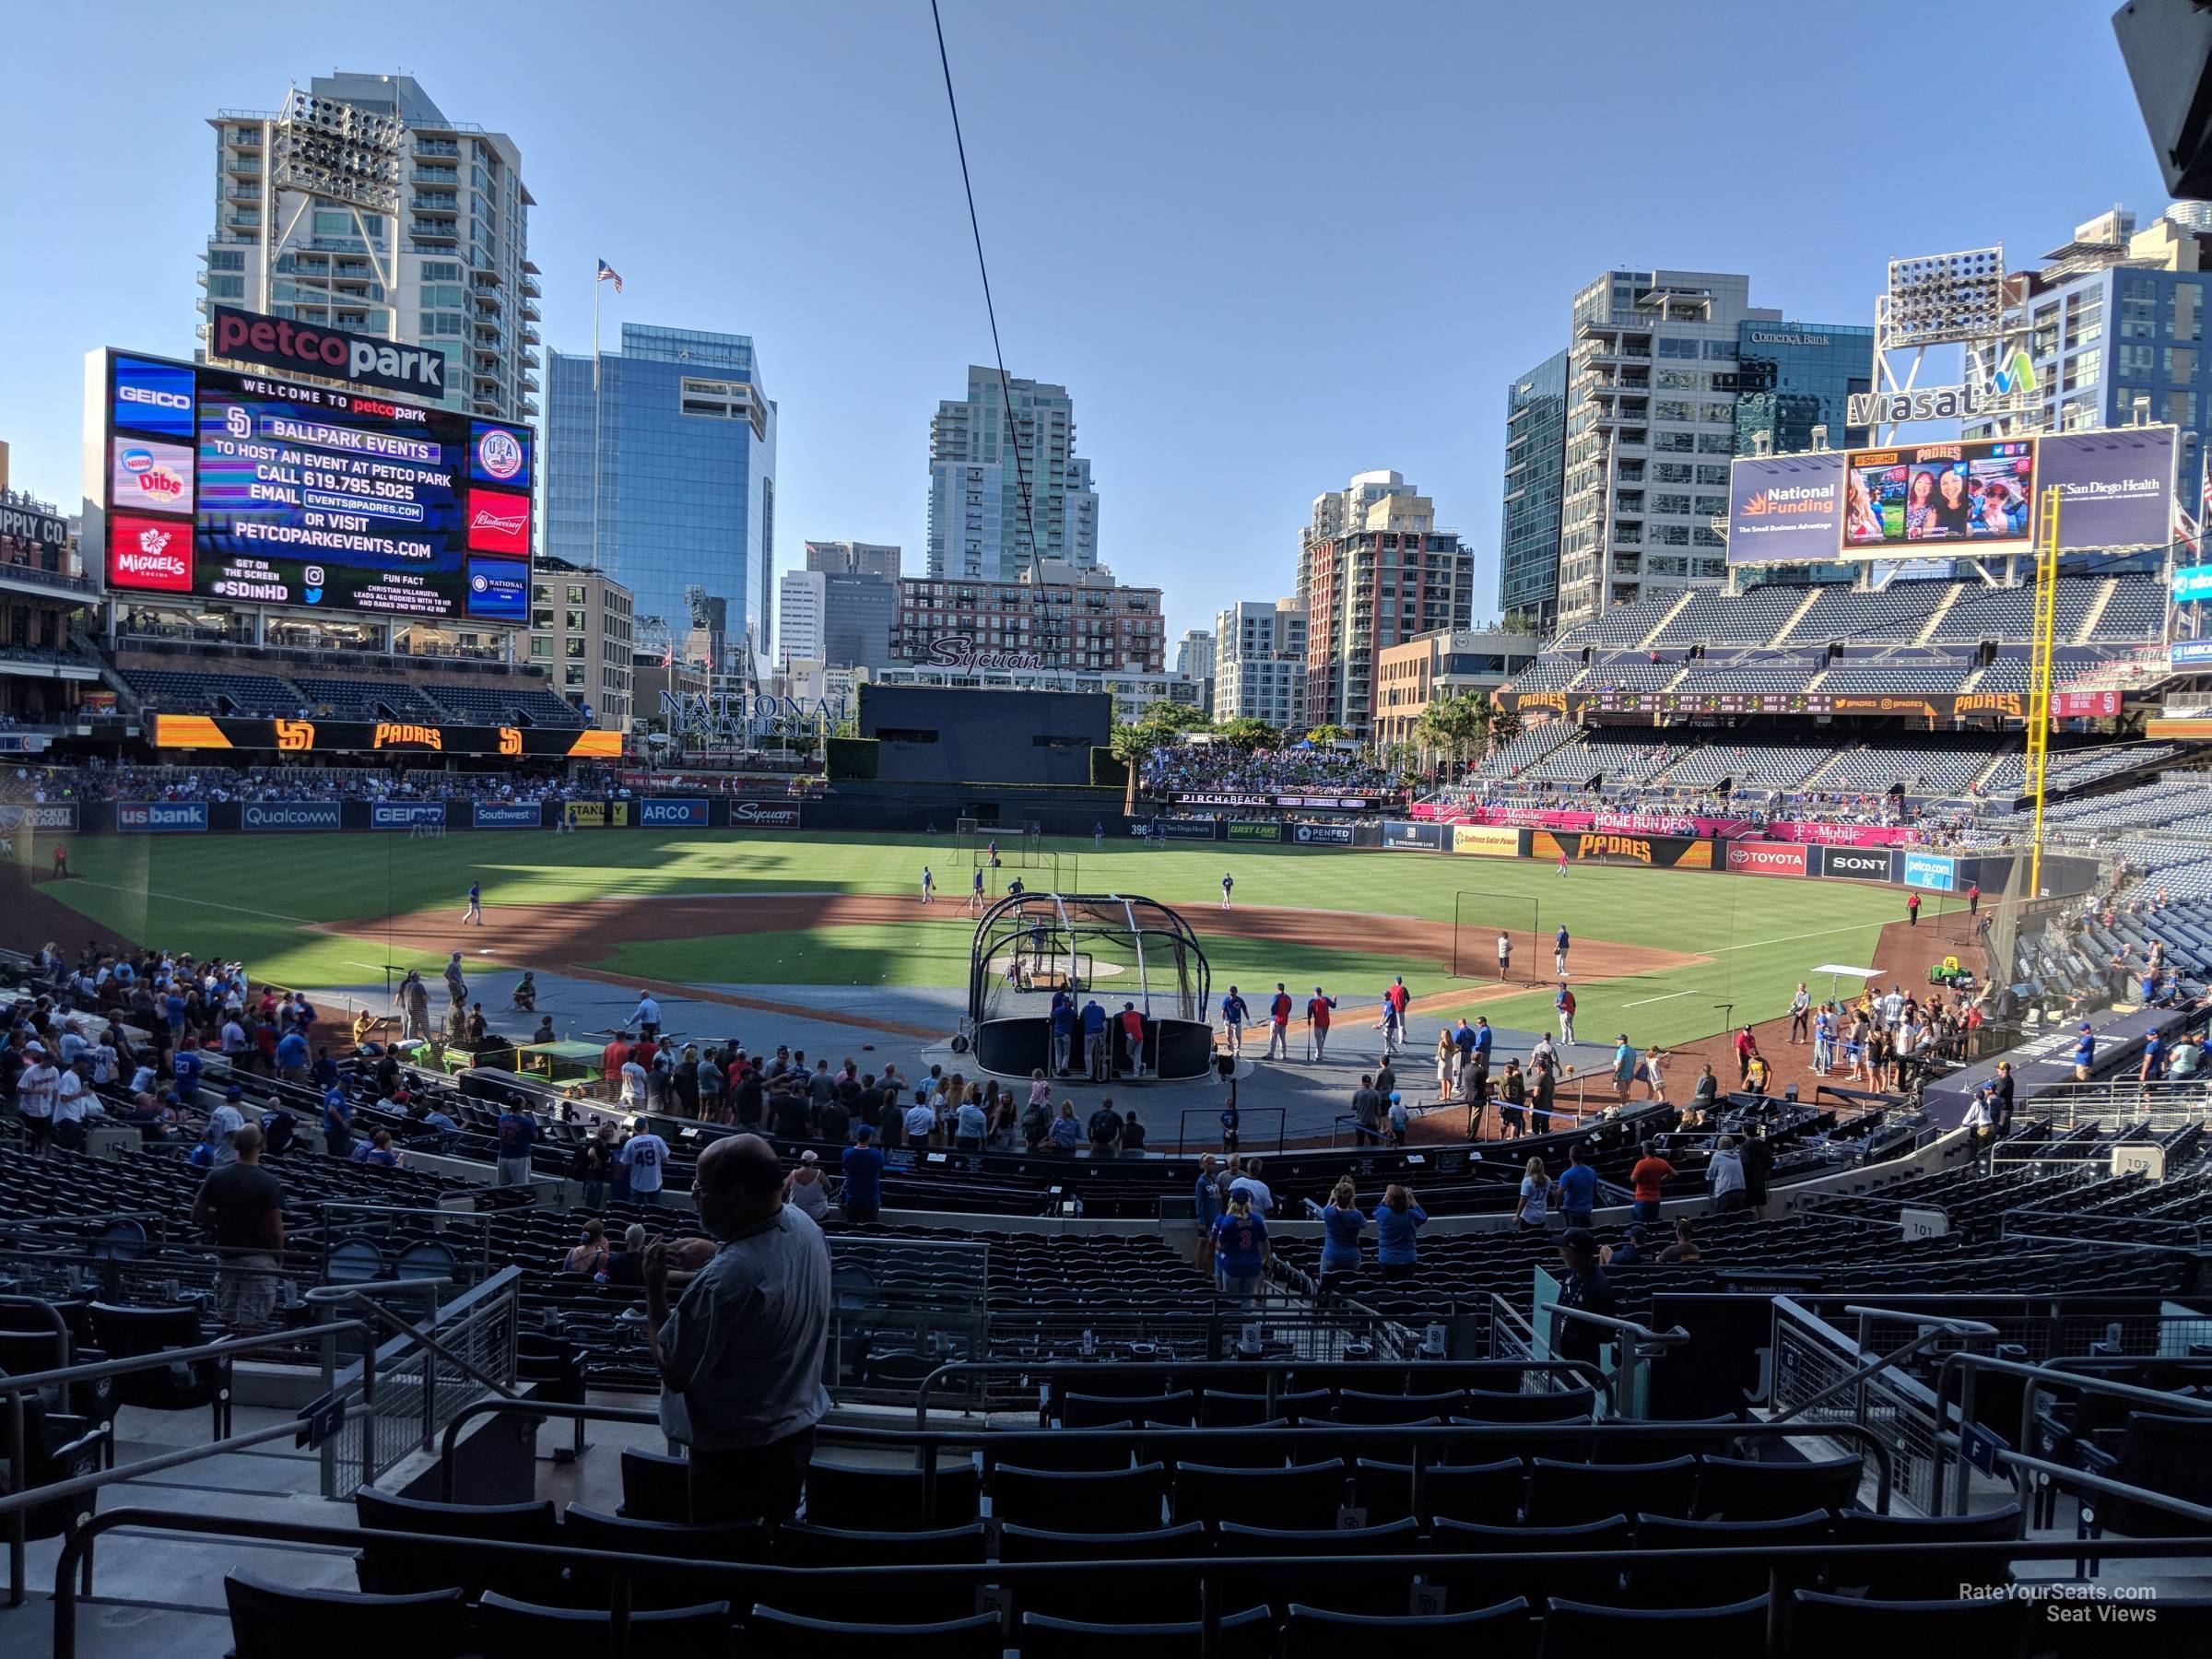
970,893 -> 1208,1028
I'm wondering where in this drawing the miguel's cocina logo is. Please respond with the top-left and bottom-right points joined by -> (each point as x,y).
1956,692 -> 2026,718
371,722 -> 444,751
1577,833 -> 1653,864
275,719 -> 316,752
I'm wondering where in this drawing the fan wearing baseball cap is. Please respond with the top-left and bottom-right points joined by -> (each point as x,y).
1553,1227 -> 1618,1367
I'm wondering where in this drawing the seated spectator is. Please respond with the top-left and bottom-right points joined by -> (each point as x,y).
350,1128 -> 399,1167
565,1218 -> 610,1276
1048,1100 -> 1082,1151
1657,1218 -> 1702,1263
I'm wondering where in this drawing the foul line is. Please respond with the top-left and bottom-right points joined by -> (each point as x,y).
1712,919 -> 1885,954
1621,989 -> 1696,1008
56,879 -> 316,926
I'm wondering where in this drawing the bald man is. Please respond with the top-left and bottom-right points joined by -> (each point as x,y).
642,1132 -> 831,1523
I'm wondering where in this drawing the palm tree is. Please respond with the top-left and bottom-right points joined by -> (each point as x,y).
1414,690 -> 1513,783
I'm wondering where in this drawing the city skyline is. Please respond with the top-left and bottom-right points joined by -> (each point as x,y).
0,0 -> 2176,648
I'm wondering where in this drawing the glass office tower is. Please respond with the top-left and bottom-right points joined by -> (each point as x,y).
546,324 -> 775,669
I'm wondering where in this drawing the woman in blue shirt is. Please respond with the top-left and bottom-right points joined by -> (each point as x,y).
1317,1178 -> 1367,1282
1374,1184 -> 1426,1277
1048,1100 -> 1083,1151
1210,1191 -> 1270,1310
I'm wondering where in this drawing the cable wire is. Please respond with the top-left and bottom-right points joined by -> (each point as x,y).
929,0 -> 1059,672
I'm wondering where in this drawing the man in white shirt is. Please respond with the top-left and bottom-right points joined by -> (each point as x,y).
16,1048 -> 60,1158
220,1016 -> 251,1058
631,993 -> 662,1039
90,1039 -> 119,1087
620,1055 -> 651,1108
902,1097 -> 937,1146
205,1088 -> 247,1167
619,1128 -> 671,1205
1228,1163 -> 1275,1214
53,1058 -> 96,1151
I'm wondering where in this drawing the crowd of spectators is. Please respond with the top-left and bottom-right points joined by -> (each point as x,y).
0,760 -> 624,806
1426,776 -> 1986,841
1141,740 -> 1402,799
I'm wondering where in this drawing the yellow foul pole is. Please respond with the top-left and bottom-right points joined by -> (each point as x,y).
2025,485 -> 2062,898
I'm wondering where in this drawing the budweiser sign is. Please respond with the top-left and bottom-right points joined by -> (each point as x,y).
922,634 -> 1045,673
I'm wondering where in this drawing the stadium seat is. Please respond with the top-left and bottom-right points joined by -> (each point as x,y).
1783,1590 -> 2030,1658
775,1521 -> 987,1623
1064,1389 -> 1193,1428
1630,1511 -> 1830,1606
474,1591 -> 732,1659
985,1426 -> 1136,1471
1423,1515 -> 1632,1610
1525,1456 -> 1698,1526
804,1458 -> 980,1529
1017,1605 -> 1276,1659
351,1488 -> 561,1601
559,1507 -> 768,1609
1353,1457 -> 1525,1526
1171,1459 -> 1347,1529
1830,1505 -> 2022,1600
1694,1453 -> 1863,1520
743,1606 -> 1001,1659
619,1448 -> 692,1522
1541,1594 -> 1770,1657
2078,1412 -> 2212,1536
1215,1517 -> 1423,1614
88,1302 -> 230,1433
1336,1387 -> 1468,1424
1198,1389 -> 1274,1427
224,1574 -> 467,1659
992,1463 -> 1169,1533
1455,1385 -> 1600,1421
1283,1599 -> 1535,1659
1149,1420 -> 1292,1467
999,1522 -> 1207,1622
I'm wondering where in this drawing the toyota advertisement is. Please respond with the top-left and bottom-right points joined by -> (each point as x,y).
1725,841 -> 1808,877
93,347 -> 534,624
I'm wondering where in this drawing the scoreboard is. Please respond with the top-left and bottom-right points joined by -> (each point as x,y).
91,347 -> 533,624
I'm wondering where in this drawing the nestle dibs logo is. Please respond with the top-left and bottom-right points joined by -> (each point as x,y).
477,429 -> 524,481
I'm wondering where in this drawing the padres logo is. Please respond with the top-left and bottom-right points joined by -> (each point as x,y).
275,719 -> 315,752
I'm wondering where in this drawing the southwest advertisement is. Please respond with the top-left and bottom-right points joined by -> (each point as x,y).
473,802 -> 547,830
1724,452 -> 1847,564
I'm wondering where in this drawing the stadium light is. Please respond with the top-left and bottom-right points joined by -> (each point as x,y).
1883,248 -> 2006,347
270,87 -> 402,214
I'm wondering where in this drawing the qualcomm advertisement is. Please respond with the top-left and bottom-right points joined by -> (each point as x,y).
117,801 -> 208,834
370,802 -> 447,830
241,801 -> 342,832
1903,852 -> 1957,890
640,799 -> 711,828
472,802 -> 546,829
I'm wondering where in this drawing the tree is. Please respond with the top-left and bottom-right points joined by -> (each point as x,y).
1113,700 -> 1213,763
1215,716 -> 1282,751
1414,690 -> 1513,780
1307,723 -> 1353,747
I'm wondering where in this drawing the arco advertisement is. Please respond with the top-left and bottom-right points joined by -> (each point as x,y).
641,799 -> 712,829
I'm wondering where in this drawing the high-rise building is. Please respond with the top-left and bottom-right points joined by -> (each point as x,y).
1173,629 -> 1216,713
893,561 -> 1162,674
1213,598 -> 1307,733
525,557 -> 633,730
199,74 -> 539,425
1298,472 -> 1473,735
545,324 -> 775,674
1500,349 -> 1570,632
1373,629 -> 1540,752
927,368 -> 1098,580
1967,206 -> 2212,490
778,568 -> 896,670
805,540 -> 900,579
1731,320 -> 1874,458
1548,270 -> 1774,629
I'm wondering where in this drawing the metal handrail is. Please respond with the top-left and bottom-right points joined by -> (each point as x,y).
306,1280 -> 517,1404
1767,1303 -> 1999,1426
908,1354 -> 1611,1426
49,1506 -> 2212,1659
436,1397 -> 1896,1515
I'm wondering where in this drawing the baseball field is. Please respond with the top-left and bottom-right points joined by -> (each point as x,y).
26,830 -> 1924,1055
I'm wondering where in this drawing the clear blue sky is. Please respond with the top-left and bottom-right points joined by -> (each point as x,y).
0,0 -> 2174,645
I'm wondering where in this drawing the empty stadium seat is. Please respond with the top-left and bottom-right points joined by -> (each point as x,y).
1525,1456 -> 1698,1526
1353,1457 -> 1525,1526
1784,1590 -> 2030,1658
1283,1600 -> 1535,1659
224,1574 -> 468,1659
475,1591 -> 732,1659
993,1463 -> 1169,1532
999,1522 -> 1208,1623
1541,1593 -> 1770,1657
743,1606 -> 1001,1659
1695,1453 -> 1863,1520
1017,1606 -> 1276,1659
1171,1459 -> 1347,1529
803,1458 -> 980,1530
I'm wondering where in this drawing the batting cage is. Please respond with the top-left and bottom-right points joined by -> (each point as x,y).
965,891 -> 1214,1080
1452,891 -> 1541,982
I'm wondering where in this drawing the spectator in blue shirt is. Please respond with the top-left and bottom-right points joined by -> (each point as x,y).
2141,1030 -> 2167,1083
1374,1185 -> 1426,1277
2072,1024 -> 2097,1081
1209,1191 -> 1269,1308
171,1040 -> 205,1106
1317,1179 -> 1367,1281
1080,999 -> 1109,1080
321,1084 -> 353,1160
1049,999 -> 1077,1076
1556,1142 -> 1599,1229
1048,1100 -> 1082,1150
276,1028 -> 311,1084
1193,1154 -> 1222,1239
841,1125 -> 884,1223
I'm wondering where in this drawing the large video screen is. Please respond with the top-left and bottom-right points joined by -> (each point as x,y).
98,349 -> 533,623
1842,438 -> 2037,554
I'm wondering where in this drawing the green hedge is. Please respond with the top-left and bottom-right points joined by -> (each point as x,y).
1089,747 -> 1128,789
825,736 -> 880,781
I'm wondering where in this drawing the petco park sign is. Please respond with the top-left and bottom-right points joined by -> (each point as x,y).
209,304 -> 447,397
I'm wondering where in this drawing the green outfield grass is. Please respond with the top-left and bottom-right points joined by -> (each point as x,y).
40,830 -> 1911,1051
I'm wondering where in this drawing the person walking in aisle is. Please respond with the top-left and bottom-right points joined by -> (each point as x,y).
1307,986 -> 1338,1061
1555,982 -> 1577,1047
1789,982 -> 1811,1043
1266,983 -> 1294,1060
1219,985 -> 1250,1056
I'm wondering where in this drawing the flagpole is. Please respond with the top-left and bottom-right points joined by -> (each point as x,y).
591,271 -> 602,573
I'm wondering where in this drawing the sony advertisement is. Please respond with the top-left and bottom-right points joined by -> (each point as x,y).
95,347 -> 533,624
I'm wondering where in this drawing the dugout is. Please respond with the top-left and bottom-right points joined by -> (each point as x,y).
858,684 -> 1112,786
964,891 -> 1215,1080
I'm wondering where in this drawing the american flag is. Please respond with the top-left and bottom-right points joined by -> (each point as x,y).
595,259 -> 624,294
